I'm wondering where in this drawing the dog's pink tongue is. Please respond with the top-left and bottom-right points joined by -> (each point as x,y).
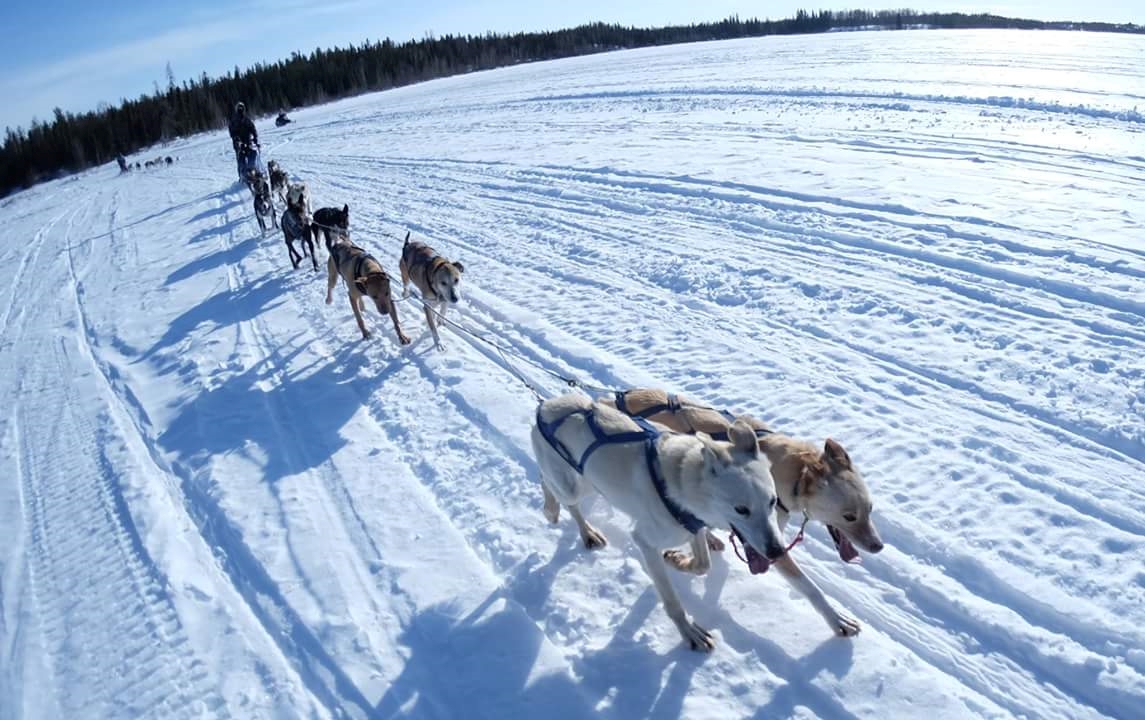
744,543 -> 771,574
732,526 -> 771,574
828,525 -> 861,564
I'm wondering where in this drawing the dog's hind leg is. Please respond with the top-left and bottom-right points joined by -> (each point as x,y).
541,484 -> 561,523
325,257 -> 338,304
773,554 -> 861,637
567,503 -> 607,549
633,532 -> 715,651
284,236 -> 301,269
305,228 -> 318,271
399,261 -> 411,298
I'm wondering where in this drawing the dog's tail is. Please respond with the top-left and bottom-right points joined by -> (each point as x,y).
402,230 -> 411,250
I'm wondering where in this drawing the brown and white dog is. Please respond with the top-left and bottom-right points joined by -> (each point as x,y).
326,236 -> 409,344
399,233 -> 464,351
605,388 -> 884,637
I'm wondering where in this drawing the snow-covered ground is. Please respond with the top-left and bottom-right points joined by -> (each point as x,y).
2,28 -> 1143,719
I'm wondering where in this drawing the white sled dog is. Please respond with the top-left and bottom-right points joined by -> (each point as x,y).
531,393 -> 786,651
606,388 -> 885,637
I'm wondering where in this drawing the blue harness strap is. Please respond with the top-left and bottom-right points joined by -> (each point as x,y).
537,404 -> 706,534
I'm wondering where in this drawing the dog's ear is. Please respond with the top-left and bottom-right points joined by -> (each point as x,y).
697,433 -> 729,476
453,260 -> 465,274
727,418 -> 759,457
823,438 -> 852,470
342,204 -> 349,216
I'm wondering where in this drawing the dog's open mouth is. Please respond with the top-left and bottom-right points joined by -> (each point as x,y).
730,525 -> 771,575
827,525 -> 861,563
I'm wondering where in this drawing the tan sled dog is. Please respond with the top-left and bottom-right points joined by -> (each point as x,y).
326,237 -> 410,344
399,233 -> 464,351
532,393 -> 787,651
604,388 -> 884,637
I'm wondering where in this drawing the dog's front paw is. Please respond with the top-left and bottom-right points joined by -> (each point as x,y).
705,531 -> 725,552
663,549 -> 695,572
401,288 -> 410,298
325,295 -> 333,305
398,333 -> 411,346
434,342 -> 445,352
680,621 -> 716,652
361,331 -> 372,340
831,612 -> 862,637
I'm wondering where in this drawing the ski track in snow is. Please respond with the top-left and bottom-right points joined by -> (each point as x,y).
2,29 -> 1144,720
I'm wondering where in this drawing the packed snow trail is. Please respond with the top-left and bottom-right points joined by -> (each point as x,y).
2,28 -> 1143,719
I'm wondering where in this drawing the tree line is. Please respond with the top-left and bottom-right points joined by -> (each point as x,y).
2,8 -> 1140,198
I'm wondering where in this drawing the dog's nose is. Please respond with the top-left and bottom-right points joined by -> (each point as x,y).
868,539 -> 885,554
765,541 -> 787,561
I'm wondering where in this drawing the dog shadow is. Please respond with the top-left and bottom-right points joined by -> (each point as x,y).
142,273 -> 289,359
156,331 -> 403,486
68,191 -> 228,247
373,597 -> 601,720
186,198 -> 242,224
565,586 -> 707,720
188,216 -> 247,245
682,556 -> 861,720
167,232 -> 259,285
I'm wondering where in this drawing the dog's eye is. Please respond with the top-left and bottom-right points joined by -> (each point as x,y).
770,497 -> 777,509
735,505 -> 750,517
843,512 -> 858,523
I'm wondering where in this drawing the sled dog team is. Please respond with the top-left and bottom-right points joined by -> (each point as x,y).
254,159 -> 885,653
260,159 -> 465,350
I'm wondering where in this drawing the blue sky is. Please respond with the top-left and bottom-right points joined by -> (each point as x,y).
1,0 -> 1139,132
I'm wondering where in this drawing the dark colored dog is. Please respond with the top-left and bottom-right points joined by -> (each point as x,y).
326,238 -> 409,344
312,204 -> 349,250
280,183 -> 316,270
399,233 -> 465,351
248,169 -> 276,234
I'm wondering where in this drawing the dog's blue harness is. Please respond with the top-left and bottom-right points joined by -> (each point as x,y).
536,404 -> 706,534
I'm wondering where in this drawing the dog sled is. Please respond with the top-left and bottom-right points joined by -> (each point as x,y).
275,111 -> 292,127
236,141 -> 263,184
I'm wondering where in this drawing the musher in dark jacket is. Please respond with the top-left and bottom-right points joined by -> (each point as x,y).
229,102 -> 259,179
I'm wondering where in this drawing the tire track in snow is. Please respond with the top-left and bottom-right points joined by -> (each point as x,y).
14,194 -> 227,718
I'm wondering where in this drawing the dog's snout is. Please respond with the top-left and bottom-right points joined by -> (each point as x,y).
765,541 -> 787,561
867,538 -> 884,554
